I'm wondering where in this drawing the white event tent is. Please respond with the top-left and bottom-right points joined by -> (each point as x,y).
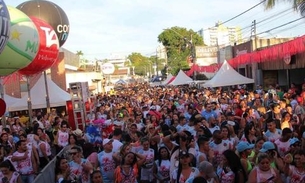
9,75 -> 71,111
203,60 -> 254,88
168,70 -> 193,86
1,94 -> 21,112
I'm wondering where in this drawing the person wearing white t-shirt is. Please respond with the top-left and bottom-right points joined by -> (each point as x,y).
209,130 -> 230,168
98,139 -> 116,183
274,128 -> 292,157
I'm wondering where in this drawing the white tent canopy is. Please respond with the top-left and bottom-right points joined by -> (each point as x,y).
9,75 -> 71,111
115,79 -> 127,85
203,60 -> 254,88
1,94 -> 21,112
168,70 -> 193,86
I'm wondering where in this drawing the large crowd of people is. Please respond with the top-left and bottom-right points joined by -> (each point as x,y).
1,82 -> 305,183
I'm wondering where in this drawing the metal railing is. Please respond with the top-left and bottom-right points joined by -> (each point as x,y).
33,149 -> 64,183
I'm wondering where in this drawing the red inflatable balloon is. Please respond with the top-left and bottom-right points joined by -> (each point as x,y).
0,99 -> 6,117
18,17 -> 59,76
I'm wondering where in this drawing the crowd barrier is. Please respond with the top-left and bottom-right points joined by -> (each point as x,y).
33,149 -> 64,183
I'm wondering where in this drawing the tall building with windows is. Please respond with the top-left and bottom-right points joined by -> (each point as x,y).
198,22 -> 242,47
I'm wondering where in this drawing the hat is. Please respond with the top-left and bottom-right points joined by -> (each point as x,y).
289,137 -> 300,146
179,150 -> 190,157
72,129 -> 83,136
260,141 -> 275,153
198,161 -> 217,178
236,141 -> 254,152
102,139 -> 113,146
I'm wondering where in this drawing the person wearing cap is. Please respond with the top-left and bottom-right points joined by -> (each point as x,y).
171,150 -> 199,183
288,137 -> 301,154
236,141 -> 254,175
248,153 -> 282,183
259,141 -> 284,172
97,139 -> 115,183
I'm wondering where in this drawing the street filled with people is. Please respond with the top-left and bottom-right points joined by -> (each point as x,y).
1,82 -> 305,183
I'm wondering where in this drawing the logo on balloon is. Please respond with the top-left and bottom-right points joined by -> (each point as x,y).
0,0 -> 10,54
17,0 -> 70,47
57,24 -> 69,42
0,6 -> 39,76
18,17 -> 59,76
40,26 -> 59,49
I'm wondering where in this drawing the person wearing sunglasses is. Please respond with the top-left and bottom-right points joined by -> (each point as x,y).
68,146 -> 93,183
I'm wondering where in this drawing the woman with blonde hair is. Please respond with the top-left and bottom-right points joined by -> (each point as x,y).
248,153 -> 282,183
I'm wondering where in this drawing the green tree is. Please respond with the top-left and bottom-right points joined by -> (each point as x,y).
158,26 -> 204,75
265,0 -> 305,13
127,52 -> 150,76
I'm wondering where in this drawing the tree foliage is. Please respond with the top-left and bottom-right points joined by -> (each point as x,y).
127,52 -> 150,76
127,52 -> 167,77
264,0 -> 305,10
158,26 -> 204,75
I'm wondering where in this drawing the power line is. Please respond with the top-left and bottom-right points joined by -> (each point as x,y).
204,0 -> 266,30
239,7 -> 293,32
256,17 -> 304,36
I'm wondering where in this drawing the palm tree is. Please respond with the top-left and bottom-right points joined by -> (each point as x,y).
265,0 -> 305,15
76,50 -> 84,57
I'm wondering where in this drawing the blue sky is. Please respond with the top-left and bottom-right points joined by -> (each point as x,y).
9,0 -> 305,61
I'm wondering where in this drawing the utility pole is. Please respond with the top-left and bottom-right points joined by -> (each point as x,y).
251,20 -> 258,88
251,20 -> 257,50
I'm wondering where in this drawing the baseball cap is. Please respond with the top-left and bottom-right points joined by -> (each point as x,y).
289,137 -> 300,146
236,141 -> 254,153
198,161 -> 217,178
259,141 -> 275,153
102,139 -> 113,146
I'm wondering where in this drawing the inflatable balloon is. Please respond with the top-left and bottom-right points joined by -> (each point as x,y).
0,0 -> 10,54
18,17 -> 59,76
17,0 -> 69,47
0,6 -> 39,76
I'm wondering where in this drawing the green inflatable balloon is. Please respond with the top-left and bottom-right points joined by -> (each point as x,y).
0,6 -> 39,76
